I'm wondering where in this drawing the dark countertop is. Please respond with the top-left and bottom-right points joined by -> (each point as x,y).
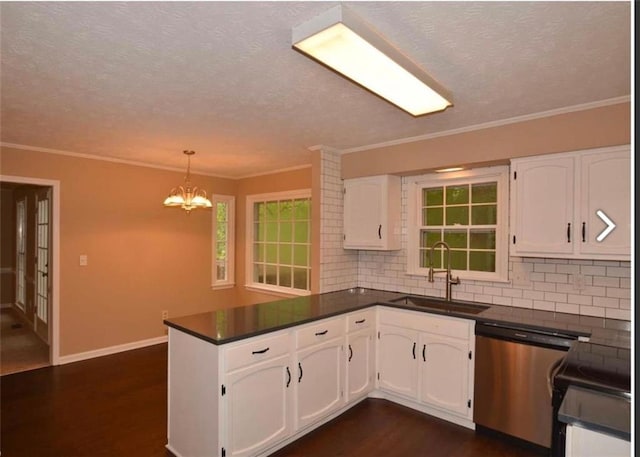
558,385 -> 630,441
555,341 -> 631,395
164,287 -> 631,348
165,287 -> 631,440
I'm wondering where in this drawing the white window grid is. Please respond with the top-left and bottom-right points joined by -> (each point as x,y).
246,190 -> 312,296
211,195 -> 235,289
407,166 -> 509,282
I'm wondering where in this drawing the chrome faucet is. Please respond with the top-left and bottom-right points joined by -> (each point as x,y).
428,241 -> 460,302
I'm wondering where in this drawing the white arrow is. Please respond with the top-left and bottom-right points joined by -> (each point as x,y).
596,210 -> 616,242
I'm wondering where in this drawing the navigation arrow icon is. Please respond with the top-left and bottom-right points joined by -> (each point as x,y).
596,210 -> 616,242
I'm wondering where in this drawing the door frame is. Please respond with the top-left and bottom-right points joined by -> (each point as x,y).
1,174 -> 60,365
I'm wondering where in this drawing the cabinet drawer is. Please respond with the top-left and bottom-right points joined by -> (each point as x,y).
347,309 -> 375,333
296,317 -> 345,349
225,332 -> 290,372
379,307 -> 471,340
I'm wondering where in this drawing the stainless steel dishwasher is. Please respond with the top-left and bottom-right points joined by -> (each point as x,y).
473,322 -> 578,449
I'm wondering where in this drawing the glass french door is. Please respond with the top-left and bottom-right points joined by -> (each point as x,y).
34,188 -> 51,343
16,197 -> 27,312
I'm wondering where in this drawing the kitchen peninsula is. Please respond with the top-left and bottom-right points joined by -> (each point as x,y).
164,288 -> 630,457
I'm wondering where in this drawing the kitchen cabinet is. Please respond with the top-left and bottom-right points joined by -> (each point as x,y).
345,310 -> 376,403
223,332 -> 292,457
419,333 -> 471,418
167,303 -> 477,457
377,308 -> 474,421
578,148 -> 630,257
510,145 -> 630,260
377,325 -> 419,399
225,355 -> 292,457
294,316 -> 345,430
343,175 -> 401,250
565,425 -> 630,457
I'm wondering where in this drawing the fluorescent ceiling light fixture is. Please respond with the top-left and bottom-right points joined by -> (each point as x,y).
292,5 -> 453,116
435,167 -> 464,173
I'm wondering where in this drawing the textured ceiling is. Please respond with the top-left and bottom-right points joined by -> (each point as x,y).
0,2 -> 631,178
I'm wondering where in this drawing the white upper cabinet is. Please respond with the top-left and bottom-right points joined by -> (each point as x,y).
343,175 -> 401,250
510,146 -> 630,260
579,149 -> 631,257
510,155 -> 575,256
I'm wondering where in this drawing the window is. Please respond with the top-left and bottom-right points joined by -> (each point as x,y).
16,198 -> 26,311
212,195 -> 235,289
247,190 -> 311,295
407,166 -> 509,282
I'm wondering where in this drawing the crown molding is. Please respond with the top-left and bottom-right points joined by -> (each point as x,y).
340,96 -> 631,154
0,142 -> 312,180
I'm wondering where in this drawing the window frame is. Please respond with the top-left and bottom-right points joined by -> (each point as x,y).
245,189 -> 312,296
407,166 -> 509,282
211,194 -> 235,289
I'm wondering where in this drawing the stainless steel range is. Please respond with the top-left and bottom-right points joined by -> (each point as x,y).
551,342 -> 631,457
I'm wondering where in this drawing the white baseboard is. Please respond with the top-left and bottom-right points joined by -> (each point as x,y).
58,335 -> 168,365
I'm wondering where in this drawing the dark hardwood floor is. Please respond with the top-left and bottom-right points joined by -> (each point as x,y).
1,342 -> 545,457
1,343 -> 171,457
272,399 -> 546,457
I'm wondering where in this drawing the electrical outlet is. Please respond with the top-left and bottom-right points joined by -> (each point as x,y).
511,263 -> 531,286
161,310 -> 169,321
573,274 -> 586,291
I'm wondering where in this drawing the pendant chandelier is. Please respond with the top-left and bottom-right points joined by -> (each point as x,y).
163,150 -> 212,213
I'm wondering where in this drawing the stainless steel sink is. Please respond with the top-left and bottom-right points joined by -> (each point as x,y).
389,296 -> 489,315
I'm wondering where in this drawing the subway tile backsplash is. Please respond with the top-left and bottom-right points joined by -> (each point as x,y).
355,176 -> 631,321
319,164 -> 631,321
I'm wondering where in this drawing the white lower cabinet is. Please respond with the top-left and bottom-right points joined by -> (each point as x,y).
294,337 -> 344,430
225,355 -> 292,457
168,306 -> 476,457
346,328 -> 375,402
377,308 -> 475,422
377,325 -> 419,399
419,333 -> 471,418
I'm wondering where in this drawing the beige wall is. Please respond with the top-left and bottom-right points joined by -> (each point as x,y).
234,166 -> 314,305
1,146 -> 238,356
342,102 -> 631,178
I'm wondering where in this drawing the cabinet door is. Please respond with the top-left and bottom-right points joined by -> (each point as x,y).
511,156 -> 575,256
344,177 -> 385,249
377,325 -> 419,399
225,355 -> 292,457
346,329 -> 374,403
295,337 -> 344,430
578,149 -> 630,258
343,175 -> 401,250
419,333 -> 471,418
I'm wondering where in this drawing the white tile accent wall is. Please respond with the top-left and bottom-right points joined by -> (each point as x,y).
355,176 -> 632,321
319,149 -> 358,292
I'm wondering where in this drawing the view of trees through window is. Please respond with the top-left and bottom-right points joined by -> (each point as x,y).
215,201 -> 229,281
252,195 -> 311,292
419,182 -> 498,273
